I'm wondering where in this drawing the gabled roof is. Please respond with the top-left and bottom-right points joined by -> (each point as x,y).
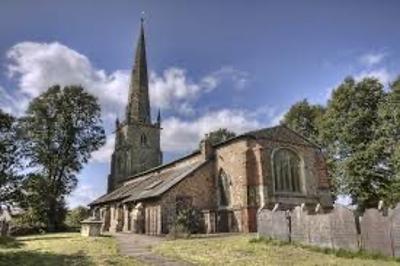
89,160 -> 206,206
213,124 -> 320,149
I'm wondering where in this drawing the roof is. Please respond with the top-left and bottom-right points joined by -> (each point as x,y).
213,124 -> 320,149
89,160 -> 206,206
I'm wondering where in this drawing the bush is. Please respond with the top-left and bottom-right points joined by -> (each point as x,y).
9,208 -> 46,236
167,206 -> 203,239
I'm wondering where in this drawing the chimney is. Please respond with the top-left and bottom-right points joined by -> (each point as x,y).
200,134 -> 214,160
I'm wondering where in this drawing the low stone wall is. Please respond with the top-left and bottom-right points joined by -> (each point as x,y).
258,203 -> 400,257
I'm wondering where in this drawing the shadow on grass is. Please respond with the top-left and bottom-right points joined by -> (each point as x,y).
0,250 -> 93,266
0,237 -> 25,249
250,237 -> 400,263
19,236 -> 73,242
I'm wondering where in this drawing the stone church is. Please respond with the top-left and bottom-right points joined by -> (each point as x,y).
89,20 -> 333,235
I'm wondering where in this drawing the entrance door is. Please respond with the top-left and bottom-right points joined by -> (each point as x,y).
145,205 -> 161,235
217,210 -> 230,232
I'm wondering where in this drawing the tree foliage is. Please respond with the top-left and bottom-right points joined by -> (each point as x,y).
65,206 -> 90,229
19,85 -> 105,231
283,76 -> 400,210
0,109 -> 22,206
203,128 -> 236,146
282,99 -> 325,144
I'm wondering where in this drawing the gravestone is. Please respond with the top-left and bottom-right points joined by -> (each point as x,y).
360,208 -> 392,256
258,209 -> 289,241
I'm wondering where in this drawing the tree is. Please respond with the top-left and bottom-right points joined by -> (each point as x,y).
282,99 -> 325,144
0,109 -> 22,206
202,128 -> 236,146
19,85 -> 105,231
319,77 -> 400,209
65,206 -> 90,229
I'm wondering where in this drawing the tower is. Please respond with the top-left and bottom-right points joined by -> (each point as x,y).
107,19 -> 162,192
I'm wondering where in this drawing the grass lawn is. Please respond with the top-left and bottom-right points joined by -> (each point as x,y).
154,234 -> 400,266
0,233 -> 141,266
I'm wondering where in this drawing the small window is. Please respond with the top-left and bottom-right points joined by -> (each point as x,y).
140,133 -> 147,146
273,148 -> 302,193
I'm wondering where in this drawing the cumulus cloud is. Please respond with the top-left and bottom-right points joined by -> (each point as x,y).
359,51 -> 387,67
149,66 -> 249,115
3,41 -> 250,120
161,108 -> 273,153
6,42 -> 130,119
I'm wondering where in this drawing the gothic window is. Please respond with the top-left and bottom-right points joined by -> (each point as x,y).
273,148 -> 302,193
140,133 -> 147,146
218,169 -> 231,206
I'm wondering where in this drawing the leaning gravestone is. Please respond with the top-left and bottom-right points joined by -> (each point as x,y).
258,209 -> 289,241
360,208 -> 392,256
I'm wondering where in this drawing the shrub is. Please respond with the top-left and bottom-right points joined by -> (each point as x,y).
167,206 -> 203,239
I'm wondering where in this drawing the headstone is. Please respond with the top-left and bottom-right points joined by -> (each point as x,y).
258,209 -> 289,241
360,208 -> 392,256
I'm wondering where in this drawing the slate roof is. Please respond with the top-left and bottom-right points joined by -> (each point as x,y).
89,160 -> 206,206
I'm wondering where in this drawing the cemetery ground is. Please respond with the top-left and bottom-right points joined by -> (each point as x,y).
1,233 -> 400,265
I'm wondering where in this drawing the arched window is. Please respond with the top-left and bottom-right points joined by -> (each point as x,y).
273,148 -> 302,193
218,169 -> 231,206
140,133 -> 147,146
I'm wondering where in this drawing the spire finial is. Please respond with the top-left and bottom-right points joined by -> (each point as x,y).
140,11 -> 145,23
157,109 -> 161,125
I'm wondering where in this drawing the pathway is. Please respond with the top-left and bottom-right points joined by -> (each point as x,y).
114,232 -> 192,266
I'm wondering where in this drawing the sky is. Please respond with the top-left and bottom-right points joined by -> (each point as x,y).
1,0 -> 399,208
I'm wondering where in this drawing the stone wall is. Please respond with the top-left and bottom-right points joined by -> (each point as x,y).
157,161 -> 216,234
258,204 -> 400,257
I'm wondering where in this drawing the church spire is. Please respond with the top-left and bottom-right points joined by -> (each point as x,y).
126,18 -> 151,124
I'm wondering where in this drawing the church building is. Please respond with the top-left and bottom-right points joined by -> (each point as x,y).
89,20 -> 333,235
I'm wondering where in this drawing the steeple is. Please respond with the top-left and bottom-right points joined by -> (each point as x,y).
126,18 -> 151,124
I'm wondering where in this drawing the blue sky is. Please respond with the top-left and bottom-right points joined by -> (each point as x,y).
1,0 -> 399,207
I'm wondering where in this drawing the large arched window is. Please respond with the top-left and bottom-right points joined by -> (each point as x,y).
273,148 -> 302,193
218,169 -> 231,206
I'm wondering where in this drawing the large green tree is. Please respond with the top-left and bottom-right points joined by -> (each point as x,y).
19,85 -> 105,231
0,109 -> 22,206
282,99 -> 325,144
320,77 -> 400,209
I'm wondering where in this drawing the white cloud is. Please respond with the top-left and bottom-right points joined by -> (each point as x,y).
161,108 -> 271,153
3,41 -> 250,120
6,42 -> 130,119
68,183 -> 103,208
354,68 -> 392,85
359,52 -> 387,67
149,66 -> 249,115
90,134 -> 115,163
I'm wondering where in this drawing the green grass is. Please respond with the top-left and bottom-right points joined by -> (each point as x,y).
154,234 -> 400,266
0,233 -> 142,266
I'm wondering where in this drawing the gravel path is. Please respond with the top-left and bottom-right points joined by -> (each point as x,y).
114,233 -> 192,266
